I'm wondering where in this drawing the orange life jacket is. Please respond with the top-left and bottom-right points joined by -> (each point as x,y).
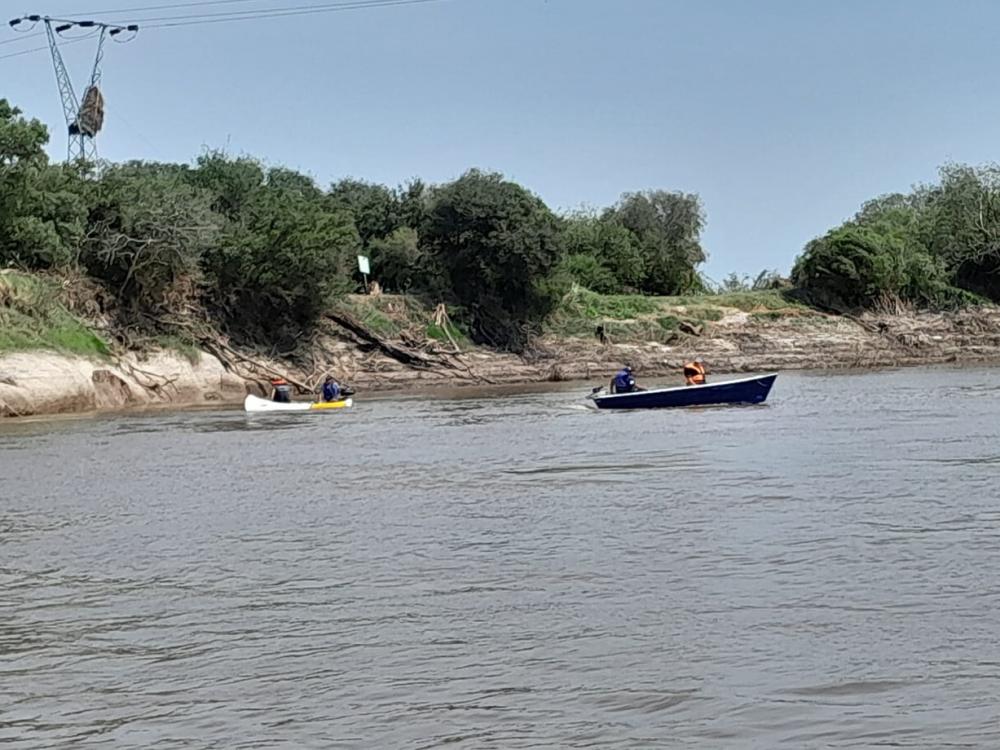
683,361 -> 706,386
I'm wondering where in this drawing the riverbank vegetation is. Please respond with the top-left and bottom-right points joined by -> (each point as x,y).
0,272 -> 109,356
792,164 -> 1000,312
545,286 -> 813,344
2,98 -> 714,355
2,96 -> 999,363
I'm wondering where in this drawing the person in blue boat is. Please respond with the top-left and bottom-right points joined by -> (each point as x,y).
321,375 -> 341,402
683,358 -> 707,386
610,364 -> 642,394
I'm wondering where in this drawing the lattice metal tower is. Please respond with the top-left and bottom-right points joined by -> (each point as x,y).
9,15 -> 138,163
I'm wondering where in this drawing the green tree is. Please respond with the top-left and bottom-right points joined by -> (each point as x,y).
82,163 -> 219,324
368,227 -> 424,292
397,178 -> 428,230
328,179 -> 400,248
561,212 -> 644,291
266,167 -> 324,200
609,190 -> 706,294
716,270 -> 788,293
797,165 -> 1000,309
202,181 -> 360,348
791,223 -> 961,311
555,253 -> 619,294
189,152 -> 264,220
0,100 -> 86,268
854,192 -> 926,227
922,164 -> 1000,300
422,169 -> 564,351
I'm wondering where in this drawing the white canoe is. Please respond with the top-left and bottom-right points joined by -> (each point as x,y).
244,394 -> 353,413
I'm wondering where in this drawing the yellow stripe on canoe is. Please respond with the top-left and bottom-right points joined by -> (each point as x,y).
308,399 -> 352,410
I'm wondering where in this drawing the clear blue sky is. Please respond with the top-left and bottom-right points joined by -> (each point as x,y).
5,0 -> 1000,279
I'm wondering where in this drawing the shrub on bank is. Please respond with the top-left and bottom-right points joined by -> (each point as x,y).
793,164 -> 1000,312
421,170 -> 565,352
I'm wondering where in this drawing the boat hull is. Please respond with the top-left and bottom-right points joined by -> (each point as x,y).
591,374 -> 777,410
243,394 -> 353,413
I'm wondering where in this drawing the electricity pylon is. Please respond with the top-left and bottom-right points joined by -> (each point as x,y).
9,15 -> 139,163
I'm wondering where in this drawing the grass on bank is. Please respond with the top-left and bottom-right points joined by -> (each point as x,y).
341,286 -> 818,347
338,294 -> 473,348
0,271 -> 110,357
546,285 -> 811,342
0,270 -> 827,361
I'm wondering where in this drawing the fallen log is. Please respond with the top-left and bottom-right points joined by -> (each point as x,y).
202,339 -> 312,394
324,310 -> 441,370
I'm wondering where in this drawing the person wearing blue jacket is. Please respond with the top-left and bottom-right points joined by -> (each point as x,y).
610,365 -> 640,394
321,375 -> 341,402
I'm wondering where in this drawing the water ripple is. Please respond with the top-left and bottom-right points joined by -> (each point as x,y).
2,368 -> 1000,747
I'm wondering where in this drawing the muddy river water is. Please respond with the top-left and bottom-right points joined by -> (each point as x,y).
2,367 -> 999,748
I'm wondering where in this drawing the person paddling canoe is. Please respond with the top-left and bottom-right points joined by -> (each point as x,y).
270,378 -> 292,403
321,375 -> 341,402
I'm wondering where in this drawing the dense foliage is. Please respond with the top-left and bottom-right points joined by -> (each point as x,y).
82,162 -> 218,323
555,191 -> 708,297
421,169 -> 565,350
10,94 -> 1000,357
0,101 -> 86,268
193,154 -> 360,348
558,212 -> 644,294
609,190 -> 707,295
1,98 -> 714,352
794,164 -> 1000,311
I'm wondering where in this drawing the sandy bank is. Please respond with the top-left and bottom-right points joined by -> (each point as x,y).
331,307 -> 1000,390
3,307 -> 1000,419
0,350 -> 247,418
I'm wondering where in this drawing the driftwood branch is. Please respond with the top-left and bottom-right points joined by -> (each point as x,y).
201,340 -> 312,394
117,360 -> 180,393
325,309 -> 440,369
433,303 -> 462,354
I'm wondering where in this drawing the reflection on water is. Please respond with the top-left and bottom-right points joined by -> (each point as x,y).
2,367 -> 1000,748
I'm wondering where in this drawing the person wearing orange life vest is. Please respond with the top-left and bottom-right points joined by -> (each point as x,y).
270,378 -> 292,403
683,358 -> 707,386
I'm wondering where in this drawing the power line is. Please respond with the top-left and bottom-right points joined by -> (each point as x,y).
2,0 -> 461,62
0,34 -> 93,61
0,30 -> 45,46
0,43 -> 49,60
77,0 -> 266,17
137,0 -> 454,28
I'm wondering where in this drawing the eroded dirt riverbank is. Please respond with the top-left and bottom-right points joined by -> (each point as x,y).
3,307 -> 1000,418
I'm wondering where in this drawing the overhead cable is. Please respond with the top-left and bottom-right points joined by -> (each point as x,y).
0,34 -> 94,61
76,0 -> 265,17
128,0 -> 453,27
0,30 -> 45,46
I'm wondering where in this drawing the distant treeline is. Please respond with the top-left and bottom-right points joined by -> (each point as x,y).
3,97 -> 999,357
1,99 -> 712,352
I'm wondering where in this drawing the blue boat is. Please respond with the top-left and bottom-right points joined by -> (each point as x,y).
588,373 -> 777,410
